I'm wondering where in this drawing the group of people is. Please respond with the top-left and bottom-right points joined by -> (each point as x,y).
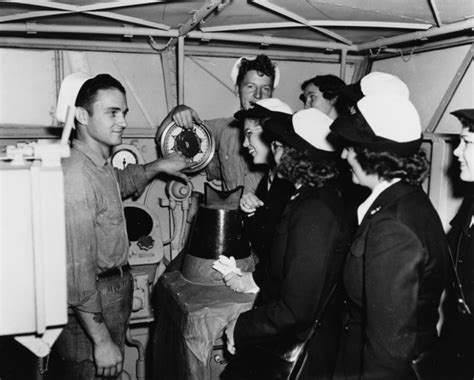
157,55 -> 472,380
32,53 -> 471,380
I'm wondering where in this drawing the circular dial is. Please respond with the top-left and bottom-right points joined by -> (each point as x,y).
160,121 -> 215,173
111,145 -> 142,170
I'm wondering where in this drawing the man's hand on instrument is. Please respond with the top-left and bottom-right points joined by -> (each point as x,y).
172,105 -> 202,129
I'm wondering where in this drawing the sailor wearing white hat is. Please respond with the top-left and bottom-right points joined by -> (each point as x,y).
155,54 -> 280,195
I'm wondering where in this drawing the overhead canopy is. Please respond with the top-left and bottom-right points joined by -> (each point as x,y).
0,0 -> 472,54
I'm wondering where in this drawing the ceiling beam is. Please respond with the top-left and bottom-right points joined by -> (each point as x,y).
188,30 -> 353,50
370,36 -> 474,60
251,0 -> 353,45
427,0 -> 442,27
0,11 -> 64,23
0,22 -> 351,50
1,0 -> 166,11
0,18 -> 472,53
0,22 -> 177,37
0,0 -> 170,30
87,11 -> 170,30
0,36 -> 365,63
357,18 -> 474,51
200,20 -> 432,33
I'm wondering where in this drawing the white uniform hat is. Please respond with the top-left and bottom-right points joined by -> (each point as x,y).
330,93 -> 422,156
357,94 -> 421,142
263,108 -> 337,159
342,71 -> 410,104
360,72 -> 410,99
293,108 -> 335,152
55,72 -> 92,124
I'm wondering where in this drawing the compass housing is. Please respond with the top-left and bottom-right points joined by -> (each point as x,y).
160,121 -> 215,174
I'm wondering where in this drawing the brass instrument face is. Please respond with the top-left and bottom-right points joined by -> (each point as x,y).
160,121 -> 215,173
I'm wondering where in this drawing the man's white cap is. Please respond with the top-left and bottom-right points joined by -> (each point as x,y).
55,72 -> 92,124
293,108 -> 335,152
360,72 -> 409,99
357,94 -> 421,142
230,56 -> 280,88
256,98 -> 292,114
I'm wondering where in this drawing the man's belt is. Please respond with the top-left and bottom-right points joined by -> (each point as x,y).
97,263 -> 131,280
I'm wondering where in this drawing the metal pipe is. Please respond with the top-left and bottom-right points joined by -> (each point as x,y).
0,23 -> 178,37
0,36 -> 364,63
366,36 -> 474,61
357,18 -> 474,51
177,36 -> 185,104
188,30 -> 352,50
201,20 -> 432,33
0,36 -> 167,53
186,45 -> 364,62
125,329 -> 145,380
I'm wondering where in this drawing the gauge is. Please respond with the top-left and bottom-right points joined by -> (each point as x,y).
111,144 -> 144,170
160,121 -> 215,174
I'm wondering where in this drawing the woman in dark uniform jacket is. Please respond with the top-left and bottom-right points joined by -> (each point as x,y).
330,92 -> 449,380
221,108 -> 351,380
235,98 -> 295,267
440,108 -> 474,379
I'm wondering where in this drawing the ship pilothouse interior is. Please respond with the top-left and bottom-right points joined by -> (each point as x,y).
0,1 -> 473,379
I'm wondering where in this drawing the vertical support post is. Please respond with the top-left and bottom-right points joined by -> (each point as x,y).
340,48 -> 347,81
54,50 -> 63,106
177,36 -> 185,104
161,49 -> 177,112
351,56 -> 371,83
428,138 -> 450,230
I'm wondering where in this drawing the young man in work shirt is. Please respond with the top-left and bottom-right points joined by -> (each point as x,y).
48,73 -> 190,379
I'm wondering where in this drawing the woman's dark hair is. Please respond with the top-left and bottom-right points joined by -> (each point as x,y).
352,146 -> 429,186
236,55 -> 276,87
75,74 -> 126,115
277,147 -> 339,188
300,74 -> 350,116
